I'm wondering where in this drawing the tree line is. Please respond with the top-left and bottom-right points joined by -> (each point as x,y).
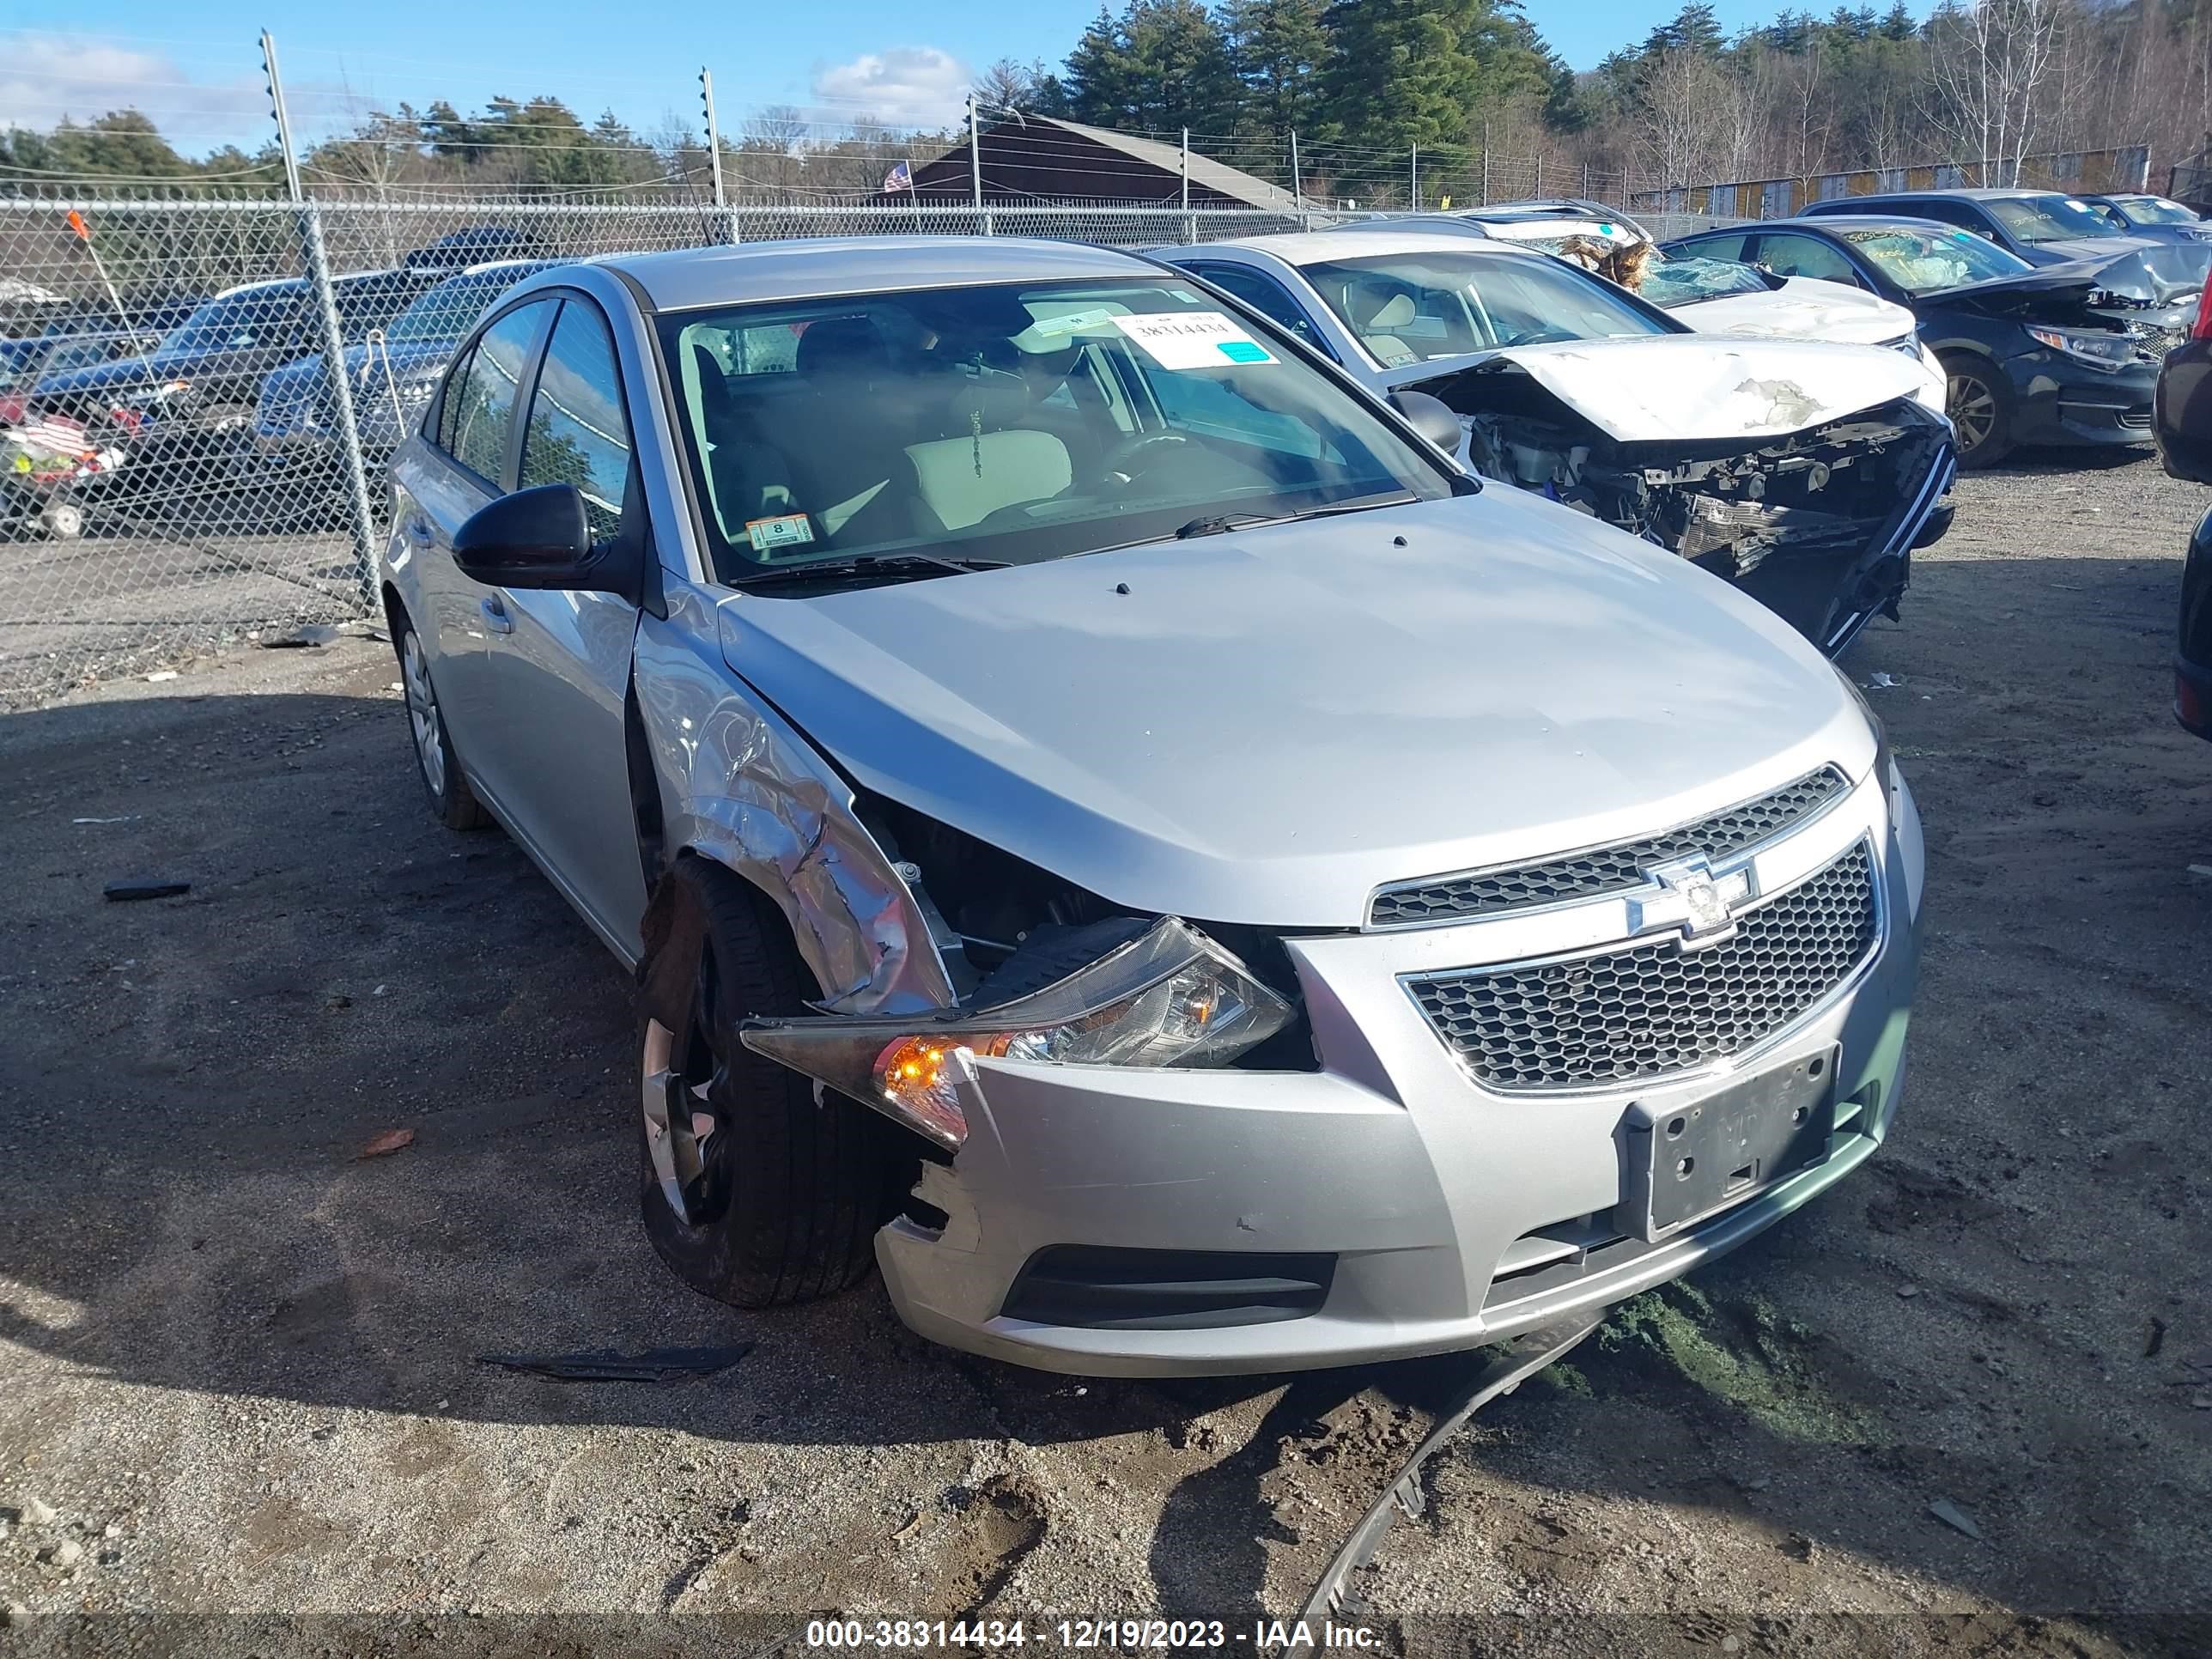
6,0 -> 2212,207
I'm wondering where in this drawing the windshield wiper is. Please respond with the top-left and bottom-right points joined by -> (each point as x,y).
1172,492 -> 1419,540
735,551 -> 1009,588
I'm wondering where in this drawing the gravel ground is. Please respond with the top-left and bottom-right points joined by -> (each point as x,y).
2,451 -> 2209,1657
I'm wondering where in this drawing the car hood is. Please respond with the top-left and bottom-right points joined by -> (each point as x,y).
259,338 -> 455,398
1933,255 -> 2200,323
1377,333 -> 1939,444
1668,277 -> 1917,347
33,351 -> 171,398
712,490 -> 1874,928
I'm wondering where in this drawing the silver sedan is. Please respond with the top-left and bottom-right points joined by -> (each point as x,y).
381,237 -> 1922,1375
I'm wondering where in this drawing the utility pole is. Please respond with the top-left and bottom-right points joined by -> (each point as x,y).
1289,128 -> 1302,208
699,68 -> 738,244
1181,127 -> 1190,210
1481,124 -> 1491,204
263,29 -> 379,611
1411,143 -> 1419,210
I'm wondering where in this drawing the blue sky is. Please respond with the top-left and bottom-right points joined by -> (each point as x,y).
3,0 -> 1935,156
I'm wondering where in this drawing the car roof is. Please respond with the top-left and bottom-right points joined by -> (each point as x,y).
1183,230 -> 1550,266
596,237 -> 1164,313
1830,186 -> 2064,202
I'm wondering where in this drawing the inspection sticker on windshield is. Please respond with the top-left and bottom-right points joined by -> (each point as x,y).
1111,310 -> 1276,368
744,512 -> 815,554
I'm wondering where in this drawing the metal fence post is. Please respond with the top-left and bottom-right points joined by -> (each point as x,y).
700,69 -> 740,245
263,30 -> 380,613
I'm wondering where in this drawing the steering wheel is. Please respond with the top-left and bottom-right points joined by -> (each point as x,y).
1098,431 -> 1194,488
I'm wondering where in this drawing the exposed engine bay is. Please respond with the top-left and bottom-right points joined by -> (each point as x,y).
1406,362 -> 1956,656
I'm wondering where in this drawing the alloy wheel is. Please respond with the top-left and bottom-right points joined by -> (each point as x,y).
400,630 -> 447,800
1947,373 -> 1998,456
640,945 -> 731,1228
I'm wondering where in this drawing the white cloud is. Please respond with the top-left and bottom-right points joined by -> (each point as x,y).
810,46 -> 973,128
0,37 -> 270,149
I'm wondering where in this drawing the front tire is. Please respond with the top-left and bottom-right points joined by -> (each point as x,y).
636,858 -> 908,1308
1944,356 -> 2016,467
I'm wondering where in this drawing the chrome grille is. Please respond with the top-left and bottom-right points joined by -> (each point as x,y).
1370,768 -> 1850,927
1406,842 -> 1878,1091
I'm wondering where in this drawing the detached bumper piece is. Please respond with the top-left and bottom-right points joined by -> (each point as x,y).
1002,1246 -> 1336,1330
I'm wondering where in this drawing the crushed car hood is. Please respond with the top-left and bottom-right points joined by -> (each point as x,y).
1378,334 -> 1939,444
714,491 -> 1874,928
1934,257 -> 2197,326
1668,277 -> 1918,347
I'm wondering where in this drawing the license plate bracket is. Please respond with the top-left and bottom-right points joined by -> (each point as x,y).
1615,1048 -> 1838,1243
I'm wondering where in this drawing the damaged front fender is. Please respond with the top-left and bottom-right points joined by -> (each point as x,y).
631,602 -> 956,1016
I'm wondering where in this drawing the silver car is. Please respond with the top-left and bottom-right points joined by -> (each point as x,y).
381,238 -> 1924,1377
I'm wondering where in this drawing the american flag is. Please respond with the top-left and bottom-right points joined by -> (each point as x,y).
882,161 -> 914,194
8,415 -> 94,461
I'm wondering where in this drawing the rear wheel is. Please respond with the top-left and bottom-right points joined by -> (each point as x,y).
38,501 -> 82,541
396,617 -> 490,830
637,858 -> 909,1308
1944,356 -> 2016,467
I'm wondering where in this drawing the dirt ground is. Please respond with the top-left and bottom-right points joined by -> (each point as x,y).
2,450 -> 2209,1657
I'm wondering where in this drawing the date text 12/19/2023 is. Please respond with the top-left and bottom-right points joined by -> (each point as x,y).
801,1620 -> 1384,1650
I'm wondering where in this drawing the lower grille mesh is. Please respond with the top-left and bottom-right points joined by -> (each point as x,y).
1407,843 -> 1879,1091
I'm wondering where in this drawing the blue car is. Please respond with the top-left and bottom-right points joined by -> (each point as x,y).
249,259 -> 566,501
2079,191 -> 2212,247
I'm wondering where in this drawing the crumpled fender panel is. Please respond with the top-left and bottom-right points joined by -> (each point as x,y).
632,603 -> 955,1016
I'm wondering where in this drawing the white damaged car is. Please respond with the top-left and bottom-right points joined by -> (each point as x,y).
1160,231 -> 1956,656
381,238 -> 1924,1376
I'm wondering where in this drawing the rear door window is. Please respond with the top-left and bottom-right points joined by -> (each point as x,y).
1673,230 -> 1748,262
446,300 -> 553,486
1189,264 -> 1331,351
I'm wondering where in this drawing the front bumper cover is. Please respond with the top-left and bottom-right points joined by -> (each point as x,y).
875,771 -> 1919,1376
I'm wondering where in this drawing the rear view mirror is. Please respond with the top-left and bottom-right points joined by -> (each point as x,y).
1388,388 -> 1462,453
453,483 -> 635,599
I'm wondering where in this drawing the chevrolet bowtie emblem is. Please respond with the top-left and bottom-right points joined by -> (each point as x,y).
1627,856 -> 1755,946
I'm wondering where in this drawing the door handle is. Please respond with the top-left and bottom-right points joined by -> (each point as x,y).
479,595 -> 514,635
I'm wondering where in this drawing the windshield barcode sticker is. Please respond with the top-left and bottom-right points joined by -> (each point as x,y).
1110,310 -> 1277,369
745,512 -> 815,553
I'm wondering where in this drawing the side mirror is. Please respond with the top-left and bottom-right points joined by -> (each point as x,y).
453,483 -> 634,598
1388,388 -> 1462,453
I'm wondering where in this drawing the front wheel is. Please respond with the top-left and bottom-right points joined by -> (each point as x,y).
636,858 -> 911,1308
1944,357 -> 2016,468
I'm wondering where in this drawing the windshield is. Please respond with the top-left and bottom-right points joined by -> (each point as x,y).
2113,195 -> 2200,226
159,288 -> 303,356
386,270 -> 533,343
1841,225 -> 2030,294
1296,251 -> 1672,366
660,276 -> 1453,584
1984,194 -> 2122,244
1637,252 -> 1774,307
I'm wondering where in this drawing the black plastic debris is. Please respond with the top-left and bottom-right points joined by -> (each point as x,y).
474,1343 -> 755,1383
103,878 -> 191,902
259,623 -> 342,649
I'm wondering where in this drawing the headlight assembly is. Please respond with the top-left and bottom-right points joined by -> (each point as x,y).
742,916 -> 1295,1150
2026,325 -> 2136,369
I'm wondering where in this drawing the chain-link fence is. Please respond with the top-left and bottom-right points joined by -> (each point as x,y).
0,198 -> 1318,706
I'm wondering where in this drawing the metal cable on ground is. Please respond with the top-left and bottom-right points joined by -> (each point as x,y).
1292,1312 -> 1604,1626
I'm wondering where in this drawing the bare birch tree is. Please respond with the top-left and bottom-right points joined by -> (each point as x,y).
1925,0 -> 2063,185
